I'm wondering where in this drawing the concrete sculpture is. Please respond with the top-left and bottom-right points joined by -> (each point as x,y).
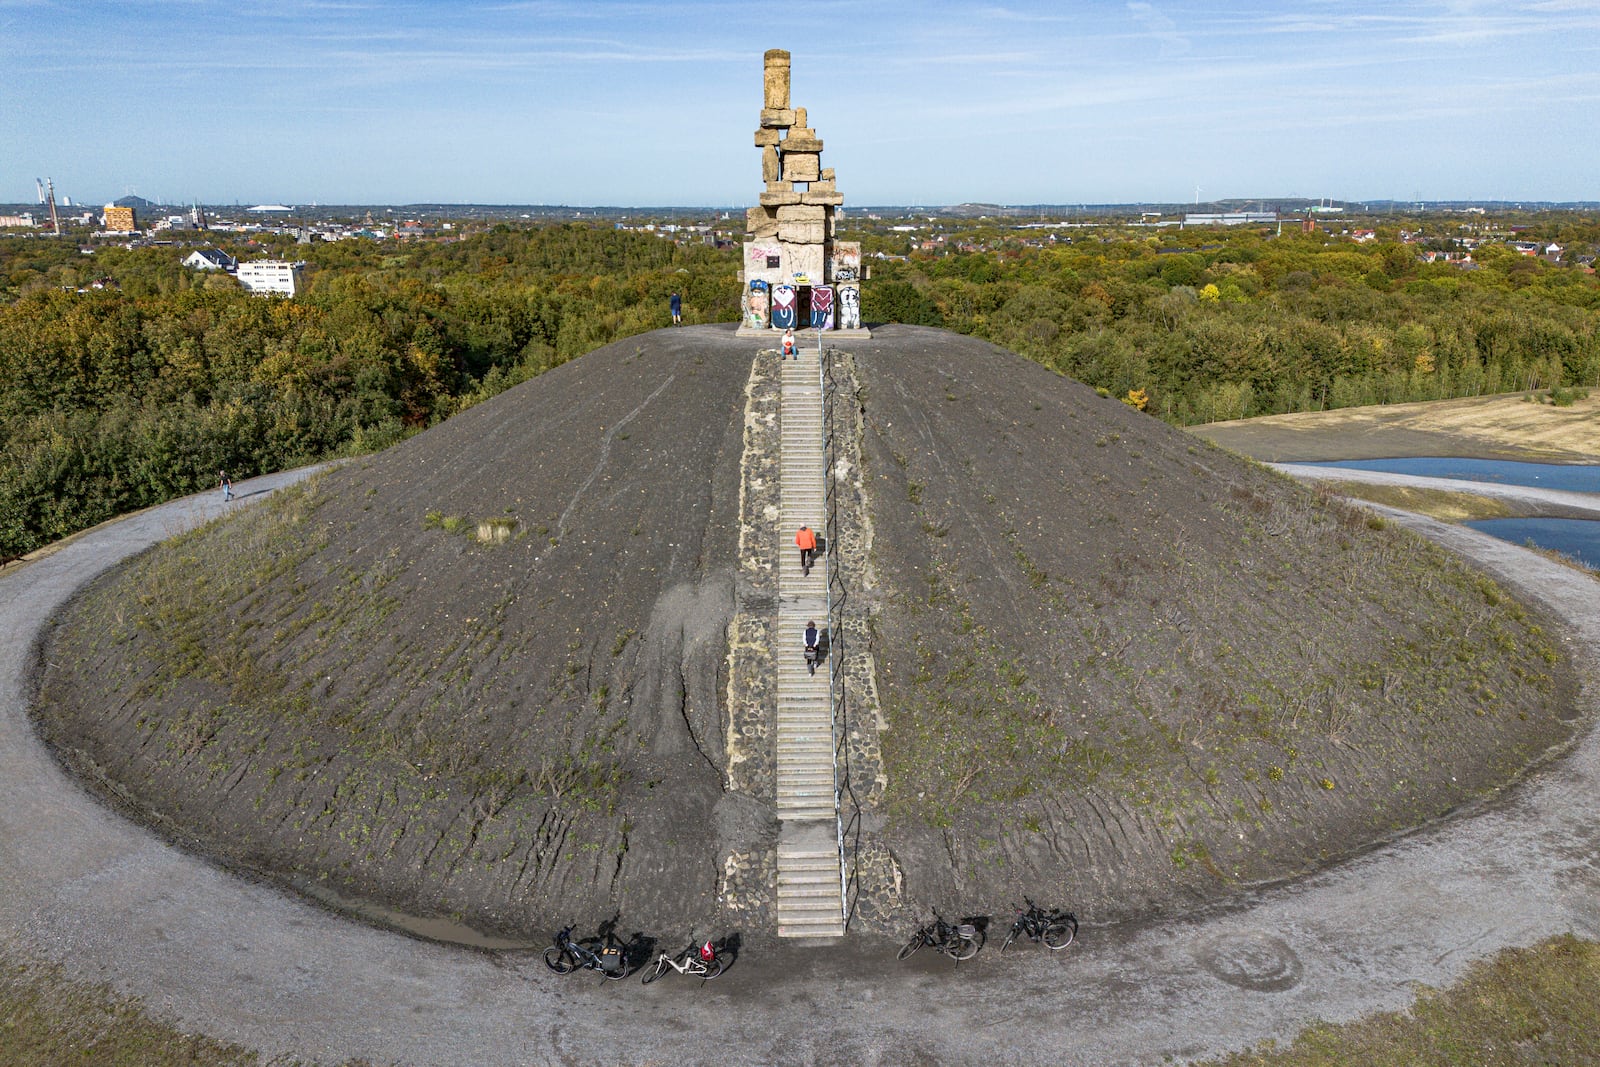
739,49 -> 867,337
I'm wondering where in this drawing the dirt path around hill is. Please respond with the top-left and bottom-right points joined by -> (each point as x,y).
1192,391 -> 1600,463
1,462 -> 1597,1064
1273,464 -> 1600,520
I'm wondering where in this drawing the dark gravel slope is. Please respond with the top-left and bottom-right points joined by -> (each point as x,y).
37,326 -> 760,940
849,326 -> 1573,921
31,323 -> 1575,941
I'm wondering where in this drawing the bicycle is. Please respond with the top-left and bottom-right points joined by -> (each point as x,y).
896,914 -> 982,962
544,925 -> 629,980
640,938 -> 725,984
999,897 -> 1077,954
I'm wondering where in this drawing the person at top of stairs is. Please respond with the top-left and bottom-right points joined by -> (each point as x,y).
782,327 -> 796,359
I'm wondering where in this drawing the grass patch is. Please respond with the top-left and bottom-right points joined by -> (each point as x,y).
1205,934 -> 1600,1066
0,951 -> 271,1066
1321,480 -> 1515,523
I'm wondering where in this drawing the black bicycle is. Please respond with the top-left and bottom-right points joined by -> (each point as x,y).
999,897 -> 1077,954
896,914 -> 982,962
544,925 -> 629,980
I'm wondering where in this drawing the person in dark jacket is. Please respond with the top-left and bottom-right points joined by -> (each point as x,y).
804,620 -> 820,675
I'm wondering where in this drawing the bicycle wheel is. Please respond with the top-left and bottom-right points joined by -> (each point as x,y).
703,957 -> 725,980
1044,917 -> 1078,950
896,933 -> 925,961
543,946 -> 577,974
640,958 -> 667,985
947,935 -> 980,962
601,964 -> 628,981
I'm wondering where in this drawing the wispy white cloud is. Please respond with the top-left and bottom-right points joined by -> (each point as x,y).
1127,1 -> 1192,56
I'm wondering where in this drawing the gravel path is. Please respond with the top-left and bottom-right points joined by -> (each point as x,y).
1274,462 -> 1600,519
2,469 -> 1598,1066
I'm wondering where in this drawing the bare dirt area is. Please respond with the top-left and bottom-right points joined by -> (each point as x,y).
1190,391 -> 1600,463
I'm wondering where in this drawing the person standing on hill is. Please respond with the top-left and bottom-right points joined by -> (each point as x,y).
669,291 -> 682,325
795,524 -> 817,575
219,470 -> 232,502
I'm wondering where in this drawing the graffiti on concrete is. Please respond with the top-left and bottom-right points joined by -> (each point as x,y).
746,280 -> 771,329
810,285 -> 834,330
837,284 -> 860,330
771,284 -> 797,329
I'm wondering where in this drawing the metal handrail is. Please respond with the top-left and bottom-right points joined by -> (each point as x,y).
819,337 -> 864,928
817,333 -> 845,925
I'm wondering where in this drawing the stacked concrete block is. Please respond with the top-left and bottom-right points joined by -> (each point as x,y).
740,49 -> 865,333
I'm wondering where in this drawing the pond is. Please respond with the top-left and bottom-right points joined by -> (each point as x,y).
1464,517 -> 1600,571
1299,458 -> 1600,494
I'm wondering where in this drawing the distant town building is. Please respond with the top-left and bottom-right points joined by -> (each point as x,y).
235,259 -> 304,296
0,213 -> 35,228
1182,212 -> 1277,226
102,204 -> 137,232
182,248 -> 237,271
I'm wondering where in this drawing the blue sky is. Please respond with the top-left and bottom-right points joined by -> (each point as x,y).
3,1 -> 1597,207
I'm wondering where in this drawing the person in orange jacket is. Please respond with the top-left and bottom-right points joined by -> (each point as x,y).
795,525 -> 818,575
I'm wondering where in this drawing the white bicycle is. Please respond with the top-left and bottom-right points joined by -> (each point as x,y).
640,939 -> 725,984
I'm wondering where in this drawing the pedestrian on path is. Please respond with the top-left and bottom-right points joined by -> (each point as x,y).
669,291 -> 682,325
804,620 -> 820,675
795,525 -> 817,575
781,328 -> 796,359
220,470 -> 233,502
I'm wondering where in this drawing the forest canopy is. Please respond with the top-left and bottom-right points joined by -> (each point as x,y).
2,212 -> 1596,557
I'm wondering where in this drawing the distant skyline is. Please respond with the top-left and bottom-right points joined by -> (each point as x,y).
3,1 -> 1597,208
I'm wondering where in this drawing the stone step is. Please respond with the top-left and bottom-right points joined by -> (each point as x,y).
778,855 -> 839,871
776,750 -> 834,762
777,899 -> 842,918
778,861 -> 840,877
777,808 -> 835,822
777,922 -> 845,940
777,772 -> 835,785
777,859 -> 839,876
777,886 -> 841,902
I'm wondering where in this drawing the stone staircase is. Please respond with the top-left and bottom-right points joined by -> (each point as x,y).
774,344 -> 845,939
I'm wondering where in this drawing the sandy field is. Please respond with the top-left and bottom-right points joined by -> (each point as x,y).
1190,391 -> 1600,463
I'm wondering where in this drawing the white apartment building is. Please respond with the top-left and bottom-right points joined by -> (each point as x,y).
235,259 -> 305,297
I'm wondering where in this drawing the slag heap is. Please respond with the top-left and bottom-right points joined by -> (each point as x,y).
742,49 -> 863,333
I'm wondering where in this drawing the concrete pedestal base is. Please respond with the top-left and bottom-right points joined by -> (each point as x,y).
735,326 -> 873,341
